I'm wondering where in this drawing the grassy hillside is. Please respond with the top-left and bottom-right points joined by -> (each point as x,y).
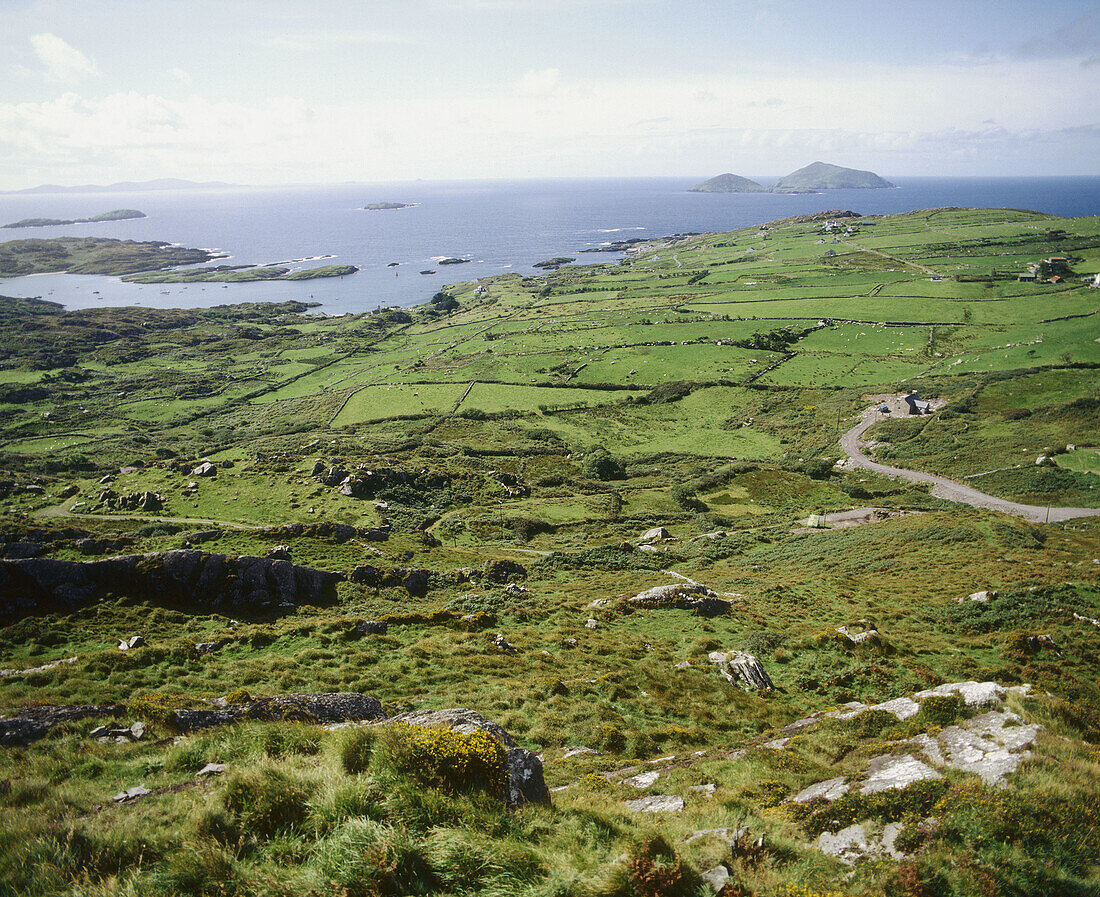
1,207 -> 1099,897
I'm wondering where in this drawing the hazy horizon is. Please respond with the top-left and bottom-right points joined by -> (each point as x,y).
1,0 -> 1098,191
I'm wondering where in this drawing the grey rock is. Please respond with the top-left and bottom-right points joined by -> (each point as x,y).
789,776 -> 849,803
193,642 -> 220,654
910,709 -> 1041,785
623,770 -> 660,788
691,783 -> 717,796
708,650 -> 775,690
169,692 -> 384,733
861,753 -> 942,794
192,461 -> 216,477
701,865 -> 730,893
585,619 -> 598,630
561,746 -> 598,759
817,824 -> 869,865
90,726 -> 108,738
914,681 -> 1007,708
629,582 -> 730,617
198,763 -> 227,777
129,721 -> 145,740
267,545 -> 291,561
506,747 -> 550,807
389,708 -> 516,747
354,620 -> 388,637
112,785 -> 152,802
640,526 -> 669,542
625,794 -> 684,813
118,635 -> 145,651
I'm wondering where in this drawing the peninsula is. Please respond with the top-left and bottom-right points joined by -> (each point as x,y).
2,209 -> 146,228
0,236 -> 356,282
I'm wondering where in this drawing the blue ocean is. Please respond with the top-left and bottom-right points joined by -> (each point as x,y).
1,176 -> 1098,314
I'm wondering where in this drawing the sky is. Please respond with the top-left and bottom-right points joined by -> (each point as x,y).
0,0 -> 1097,189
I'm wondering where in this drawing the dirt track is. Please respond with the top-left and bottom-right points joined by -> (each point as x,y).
840,411 -> 1100,524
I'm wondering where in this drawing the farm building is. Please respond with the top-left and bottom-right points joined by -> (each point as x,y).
904,392 -> 932,415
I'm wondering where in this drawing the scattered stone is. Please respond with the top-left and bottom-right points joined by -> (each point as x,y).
836,619 -> 880,646
561,746 -> 598,759
504,582 -> 528,596
198,762 -> 227,777
562,638 -> 578,648
640,526 -> 670,543
0,656 -> 78,678
957,590 -> 995,603
623,770 -> 660,788
118,635 -> 145,651
708,650 -> 775,690
1,704 -> 122,746
587,598 -> 609,608
267,545 -> 291,561
674,660 -> 691,670
491,633 -> 518,654
701,865 -> 730,893
691,783 -> 717,796
625,794 -> 684,813
193,642 -> 220,654
90,726 -> 108,738
764,737 -> 790,750
112,785 -> 152,802
585,619 -> 598,630
130,722 -> 145,740
192,461 -> 216,477
353,620 -> 388,637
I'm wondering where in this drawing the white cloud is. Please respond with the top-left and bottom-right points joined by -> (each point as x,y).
169,67 -> 193,86
30,33 -> 99,83
513,67 -> 560,97
0,54 -> 1095,186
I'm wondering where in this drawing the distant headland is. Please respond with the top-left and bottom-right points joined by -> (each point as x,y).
1,178 -> 235,195
2,209 -> 147,229
363,202 -> 419,211
690,161 -> 895,194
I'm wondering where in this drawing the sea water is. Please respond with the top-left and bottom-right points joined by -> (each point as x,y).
1,176 -> 1098,314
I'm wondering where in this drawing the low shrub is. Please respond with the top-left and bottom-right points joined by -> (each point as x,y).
625,836 -> 696,897
384,724 -> 507,799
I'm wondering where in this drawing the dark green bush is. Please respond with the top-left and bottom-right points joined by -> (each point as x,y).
340,728 -> 377,775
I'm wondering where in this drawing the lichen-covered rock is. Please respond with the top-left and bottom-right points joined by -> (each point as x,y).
168,692 -> 384,733
0,704 -> 123,746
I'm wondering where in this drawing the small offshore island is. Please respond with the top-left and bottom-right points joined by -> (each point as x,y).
363,202 -> 418,211
691,161 -> 896,194
2,209 -> 146,228
0,236 -> 357,283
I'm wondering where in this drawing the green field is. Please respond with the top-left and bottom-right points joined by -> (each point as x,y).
1,207 -> 1100,897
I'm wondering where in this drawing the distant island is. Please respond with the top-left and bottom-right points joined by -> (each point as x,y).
689,161 -> 895,194
3,209 -> 147,229
771,161 -> 895,192
363,202 -> 418,211
1,178 -> 234,195
688,173 -> 768,194
0,236 -> 356,283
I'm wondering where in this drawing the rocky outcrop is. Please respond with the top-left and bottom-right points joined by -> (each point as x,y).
628,582 -> 730,617
350,564 -> 431,596
386,708 -> 550,808
1,704 -> 123,746
709,650 -> 775,690
0,550 -> 342,617
170,692 -> 385,733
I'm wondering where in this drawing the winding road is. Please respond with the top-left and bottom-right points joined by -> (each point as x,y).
840,410 -> 1100,523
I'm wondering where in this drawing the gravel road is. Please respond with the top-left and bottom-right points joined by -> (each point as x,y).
840,411 -> 1100,523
